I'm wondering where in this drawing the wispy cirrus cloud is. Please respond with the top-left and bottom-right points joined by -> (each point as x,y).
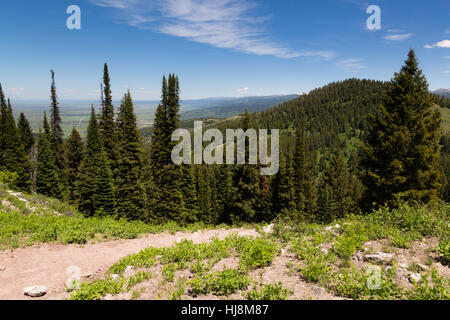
425,40 -> 450,49
89,0 -> 334,59
384,33 -> 413,41
335,58 -> 367,72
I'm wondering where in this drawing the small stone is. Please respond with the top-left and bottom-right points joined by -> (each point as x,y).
24,286 -> 47,297
262,224 -> 274,234
124,266 -> 134,274
311,286 -> 326,296
399,263 -> 408,269
0,266 -> 6,271
111,274 -> 119,280
409,273 -> 422,283
365,252 -> 393,263
352,253 -> 363,261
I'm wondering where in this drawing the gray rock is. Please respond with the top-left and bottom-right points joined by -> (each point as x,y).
399,263 -> 408,269
409,273 -> 422,283
262,224 -> 274,234
124,266 -> 134,274
24,286 -> 47,297
110,274 -> 119,280
311,286 -> 326,296
365,252 -> 393,263
352,253 -> 363,261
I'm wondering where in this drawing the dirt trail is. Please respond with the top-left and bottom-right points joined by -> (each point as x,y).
0,228 -> 258,300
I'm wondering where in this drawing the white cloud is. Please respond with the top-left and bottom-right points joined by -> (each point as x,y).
444,56 -> 450,59
384,33 -> 413,41
335,58 -> 367,72
90,0 -> 334,59
424,40 -> 450,49
237,87 -> 249,94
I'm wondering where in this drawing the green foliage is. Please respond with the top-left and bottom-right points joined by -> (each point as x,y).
36,113 -> 62,198
99,63 -> 120,179
93,151 -> 117,218
245,282 -> 289,300
0,88 -> 32,192
74,107 -> 103,216
406,268 -> 449,300
236,237 -> 279,271
437,239 -> 450,264
69,277 -> 125,300
64,128 -> 84,202
115,92 -> 146,220
190,268 -> 250,296
126,271 -> 152,290
17,113 -> 34,154
361,50 -> 442,208
49,70 -> 65,175
0,170 -> 18,188
331,265 -> 403,300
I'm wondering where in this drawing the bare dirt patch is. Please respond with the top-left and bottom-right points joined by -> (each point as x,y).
0,228 -> 258,300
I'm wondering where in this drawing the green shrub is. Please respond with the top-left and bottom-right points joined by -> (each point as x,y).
190,268 -> 250,296
69,277 -> 125,300
237,238 -> 279,271
0,170 -> 18,188
406,269 -> 449,300
437,239 -> 450,265
245,282 -> 289,300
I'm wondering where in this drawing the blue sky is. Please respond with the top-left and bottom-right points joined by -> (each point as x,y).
0,0 -> 449,101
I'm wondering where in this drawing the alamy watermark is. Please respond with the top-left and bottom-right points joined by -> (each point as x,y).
66,5 -> 81,30
171,121 -> 280,176
366,5 -> 381,30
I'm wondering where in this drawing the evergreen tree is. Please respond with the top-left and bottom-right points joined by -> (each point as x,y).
227,110 -> 260,223
116,91 -> 146,220
93,150 -> 117,217
292,125 -> 317,221
99,63 -> 119,178
64,128 -> 85,202
318,149 -> 354,223
215,164 -> 233,223
181,164 -> 199,223
361,49 -> 442,208
150,75 -> 186,224
74,107 -> 103,216
49,70 -> 65,173
0,95 -> 32,191
271,152 -> 298,220
17,113 -> 34,154
36,113 -> 61,197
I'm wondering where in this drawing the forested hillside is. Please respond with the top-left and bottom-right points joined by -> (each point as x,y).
1,51 -> 449,227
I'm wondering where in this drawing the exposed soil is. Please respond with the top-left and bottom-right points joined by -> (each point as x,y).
0,228 -> 258,300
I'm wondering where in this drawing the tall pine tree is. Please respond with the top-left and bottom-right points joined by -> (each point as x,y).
64,128 -> 85,202
361,49 -> 442,208
74,107 -> 103,216
99,63 -> 119,179
49,70 -> 65,173
0,93 -> 32,192
116,91 -> 146,220
36,113 -> 61,197
17,113 -> 34,155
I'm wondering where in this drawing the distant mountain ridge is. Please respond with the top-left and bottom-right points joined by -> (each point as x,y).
434,88 -> 450,98
179,95 -> 299,119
